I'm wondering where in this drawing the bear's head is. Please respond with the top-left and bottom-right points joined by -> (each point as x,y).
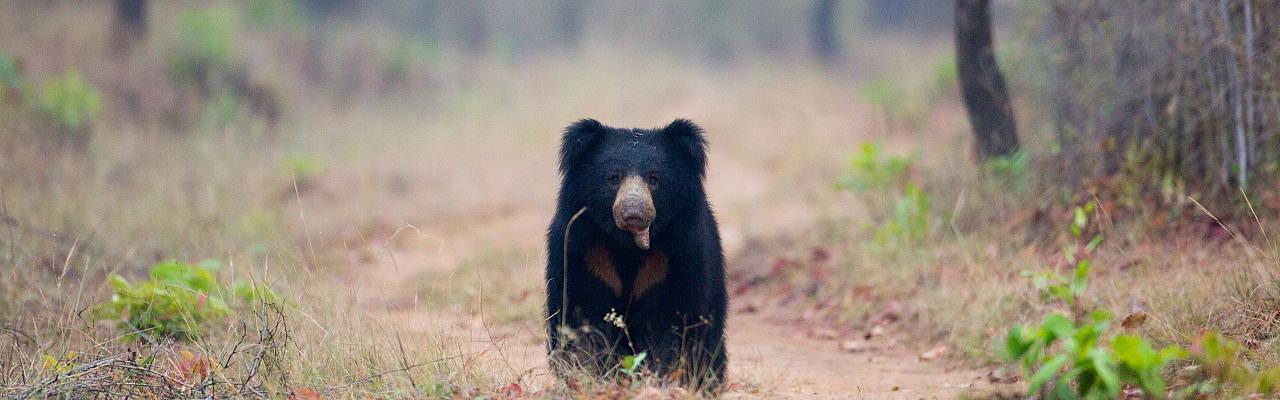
557,118 -> 708,250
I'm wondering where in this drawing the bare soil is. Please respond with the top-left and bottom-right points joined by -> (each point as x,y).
340,204 -> 1017,399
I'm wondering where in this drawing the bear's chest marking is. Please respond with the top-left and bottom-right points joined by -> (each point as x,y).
584,246 -> 669,300
585,246 -> 624,296
632,251 -> 668,300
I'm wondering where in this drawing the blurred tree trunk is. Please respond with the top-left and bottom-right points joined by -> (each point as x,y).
301,0 -> 351,19
811,0 -> 840,65
110,0 -> 147,52
460,1 -> 490,54
555,0 -> 584,51
955,0 -> 1019,160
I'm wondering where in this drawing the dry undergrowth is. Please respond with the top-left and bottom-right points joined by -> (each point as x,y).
4,2 -> 1280,399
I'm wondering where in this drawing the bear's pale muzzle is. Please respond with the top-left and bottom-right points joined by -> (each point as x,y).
613,175 -> 655,249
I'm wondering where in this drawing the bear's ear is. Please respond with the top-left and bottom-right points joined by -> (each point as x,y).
663,119 -> 708,179
559,118 -> 606,174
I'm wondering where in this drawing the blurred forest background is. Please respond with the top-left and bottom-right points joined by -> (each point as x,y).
2,0 -> 1279,398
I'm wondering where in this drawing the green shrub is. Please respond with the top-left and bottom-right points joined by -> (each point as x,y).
231,280 -> 283,306
1024,203 -> 1102,309
93,259 -> 285,342
29,69 -> 102,138
838,142 -> 930,246
837,142 -> 911,193
0,51 -> 21,93
873,183 -> 930,244
168,8 -> 236,86
243,0 -> 304,31
1004,202 -> 1190,399
280,153 -> 323,178
1007,201 -> 1280,398
93,260 -> 231,341
984,151 -> 1031,192
930,54 -> 958,94
279,153 -> 324,191
1181,331 -> 1280,397
1004,311 -> 1186,399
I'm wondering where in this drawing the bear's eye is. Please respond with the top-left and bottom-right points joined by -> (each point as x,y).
645,173 -> 660,187
607,173 -> 622,186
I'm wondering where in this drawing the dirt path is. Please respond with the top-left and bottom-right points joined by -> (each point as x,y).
336,206 -> 1013,399
727,309 -> 1000,399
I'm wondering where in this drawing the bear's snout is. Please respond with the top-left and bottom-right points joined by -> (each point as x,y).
612,175 -> 655,249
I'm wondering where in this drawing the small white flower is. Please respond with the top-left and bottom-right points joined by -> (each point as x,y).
603,308 -> 626,329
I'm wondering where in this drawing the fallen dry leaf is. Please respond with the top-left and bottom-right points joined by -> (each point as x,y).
840,340 -> 876,352
920,345 -> 949,361
288,388 -> 321,400
494,382 -> 523,399
1121,311 -> 1149,330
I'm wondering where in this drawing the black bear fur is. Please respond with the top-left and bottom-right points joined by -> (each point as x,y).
546,118 -> 727,389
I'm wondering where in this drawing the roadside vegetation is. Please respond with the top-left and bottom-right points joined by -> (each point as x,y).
2,1 -> 1279,399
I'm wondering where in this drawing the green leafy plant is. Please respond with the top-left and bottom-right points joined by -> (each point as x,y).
1026,259 -> 1089,308
1005,201 -> 1186,399
1112,334 -> 1187,397
280,153 -> 323,179
1025,203 -> 1103,310
40,351 -> 78,374
985,151 -> 1032,192
29,69 -> 102,136
1177,331 -> 1280,397
0,51 -> 22,99
231,280 -> 283,306
243,0 -> 304,31
873,183 -> 930,244
620,352 -> 647,377
1004,311 -> 1186,399
168,8 -> 236,86
837,142 -> 930,245
93,260 -> 231,341
837,142 -> 911,192
929,54 -> 959,94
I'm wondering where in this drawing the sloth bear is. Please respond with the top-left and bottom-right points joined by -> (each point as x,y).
546,118 -> 727,389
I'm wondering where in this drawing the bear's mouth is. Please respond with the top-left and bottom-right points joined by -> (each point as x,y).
625,225 -> 651,250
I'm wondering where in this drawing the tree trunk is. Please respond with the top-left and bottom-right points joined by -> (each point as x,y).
811,0 -> 840,65
955,0 -> 1019,160
110,0 -> 147,52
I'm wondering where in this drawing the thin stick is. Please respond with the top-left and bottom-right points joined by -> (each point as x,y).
1188,196 -> 1265,256
1240,187 -> 1272,259
380,223 -> 429,276
560,207 -> 588,333
1,186 -> 15,268
291,170 -> 319,269
394,332 -> 420,392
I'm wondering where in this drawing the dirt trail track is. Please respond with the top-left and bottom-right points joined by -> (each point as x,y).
343,203 -> 1009,399
325,115 -> 1016,397
727,310 -> 997,399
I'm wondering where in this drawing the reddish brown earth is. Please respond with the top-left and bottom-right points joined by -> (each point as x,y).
339,205 -> 1017,399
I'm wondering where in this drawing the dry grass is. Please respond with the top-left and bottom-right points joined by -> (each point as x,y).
0,3 -> 873,395
4,2 -> 1280,399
